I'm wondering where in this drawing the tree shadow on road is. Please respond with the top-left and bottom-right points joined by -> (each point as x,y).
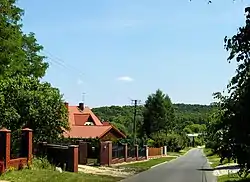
197,168 -> 214,171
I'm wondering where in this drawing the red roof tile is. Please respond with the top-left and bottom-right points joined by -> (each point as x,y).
68,106 -> 102,126
64,103 -> 126,139
74,114 -> 89,126
102,122 -> 111,126
64,126 -> 112,138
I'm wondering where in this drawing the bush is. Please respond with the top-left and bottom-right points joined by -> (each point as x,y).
166,133 -> 189,152
150,132 -> 168,148
31,157 -> 54,170
147,139 -> 155,147
194,136 -> 205,146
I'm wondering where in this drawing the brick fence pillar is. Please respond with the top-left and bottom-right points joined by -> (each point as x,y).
77,141 -> 88,165
0,128 -> 11,169
123,143 -> 127,162
21,128 -> 33,163
67,145 -> 78,172
135,145 -> 139,160
100,141 -> 112,166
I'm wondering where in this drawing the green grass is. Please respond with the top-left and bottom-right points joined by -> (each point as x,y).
218,174 -> 250,182
167,147 -> 193,157
203,148 -> 232,168
0,169 -> 122,182
118,156 -> 176,172
0,157 -> 122,182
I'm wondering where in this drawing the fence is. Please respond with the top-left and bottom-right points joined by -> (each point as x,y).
112,144 -> 125,163
36,142 -> 78,172
127,145 -> 136,158
0,128 -> 33,174
40,140 -> 167,168
148,147 -> 163,157
112,144 -> 125,159
138,146 -> 146,159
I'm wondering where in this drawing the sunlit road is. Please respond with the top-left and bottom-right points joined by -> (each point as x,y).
121,148 -> 216,182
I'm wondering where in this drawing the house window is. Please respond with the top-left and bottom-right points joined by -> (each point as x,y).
84,121 -> 94,126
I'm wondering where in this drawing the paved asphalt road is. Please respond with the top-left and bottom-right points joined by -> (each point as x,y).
121,148 -> 217,182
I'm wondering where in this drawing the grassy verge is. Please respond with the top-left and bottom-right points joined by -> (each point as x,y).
0,157 -> 122,182
117,156 -> 176,172
167,147 -> 193,157
203,148 -> 232,168
218,174 -> 250,182
0,169 -> 122,182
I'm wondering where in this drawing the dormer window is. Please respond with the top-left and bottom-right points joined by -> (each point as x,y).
84,121 -> 94,126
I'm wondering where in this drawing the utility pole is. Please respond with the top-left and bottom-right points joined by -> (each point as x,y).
131,99 -> 141,144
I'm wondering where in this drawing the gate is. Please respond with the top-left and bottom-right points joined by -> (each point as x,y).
86,142 -> 100,165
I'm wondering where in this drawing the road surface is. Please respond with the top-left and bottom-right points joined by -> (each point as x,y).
121,148 -> 216,182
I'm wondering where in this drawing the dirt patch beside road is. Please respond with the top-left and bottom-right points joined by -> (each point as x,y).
78,165 -> 136,178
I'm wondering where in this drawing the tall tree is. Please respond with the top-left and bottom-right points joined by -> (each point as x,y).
213,7 -> 250,177
0,0 -> 48,78
0,0 -> 68,144
142,89 -> 175,137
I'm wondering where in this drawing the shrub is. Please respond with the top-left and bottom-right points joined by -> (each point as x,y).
166,132 -> 189,152
150,132 -> 168,148
31,157 -> 54,170
147,139 -> 155,147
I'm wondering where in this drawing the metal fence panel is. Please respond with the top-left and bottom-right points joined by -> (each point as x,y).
138,146 -> 146,157
127,146 -> 135,158
112,144 -> 124,159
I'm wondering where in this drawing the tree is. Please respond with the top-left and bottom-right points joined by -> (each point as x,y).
212,7 -> 250,177
184,124 -> 206,134
0,76 -> 69,143
0,0 -> 48,78
0,0 -> 68,144
142,89 -> 175,137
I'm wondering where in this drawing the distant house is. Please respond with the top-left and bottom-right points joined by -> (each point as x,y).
63,102 -> 126,141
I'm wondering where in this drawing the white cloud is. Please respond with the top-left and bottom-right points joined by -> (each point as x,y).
77,79 -> 83,85
117,76 -> 134,82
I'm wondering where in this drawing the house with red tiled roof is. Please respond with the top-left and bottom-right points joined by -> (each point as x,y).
63,102 -> 126,141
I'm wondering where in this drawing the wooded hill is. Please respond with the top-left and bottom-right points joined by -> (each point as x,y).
92,103 -> 215,137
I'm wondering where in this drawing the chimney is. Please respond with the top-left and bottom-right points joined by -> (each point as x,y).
79,103 -> 84,111
64,102 -> 69,110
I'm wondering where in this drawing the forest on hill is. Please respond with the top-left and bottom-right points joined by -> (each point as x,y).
92,95 -> 216,150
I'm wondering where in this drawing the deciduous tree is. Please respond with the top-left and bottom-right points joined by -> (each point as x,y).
0,0 -> 68,144
0,76 -> 69,143
212,7 -> 250,177
0,0 -> 48,78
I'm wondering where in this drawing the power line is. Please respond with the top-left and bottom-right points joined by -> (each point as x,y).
131,99 -> 141,144
41,50 -> 85,77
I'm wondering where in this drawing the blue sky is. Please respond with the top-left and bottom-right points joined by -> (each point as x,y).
18,0 -> 248,107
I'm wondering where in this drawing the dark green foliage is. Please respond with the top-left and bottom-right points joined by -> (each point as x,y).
142,89 -> 175,137
149,132 -> 168,148
92,103 -> 214,137
92,105 -> 143,137
0,76 -> 69,143
93,89 -> 214,149
174,103 -> 215,132
0,0 -> 48,78
208,7 -> 250,177
0,0 -> 68,145
165,132 -> 189,152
